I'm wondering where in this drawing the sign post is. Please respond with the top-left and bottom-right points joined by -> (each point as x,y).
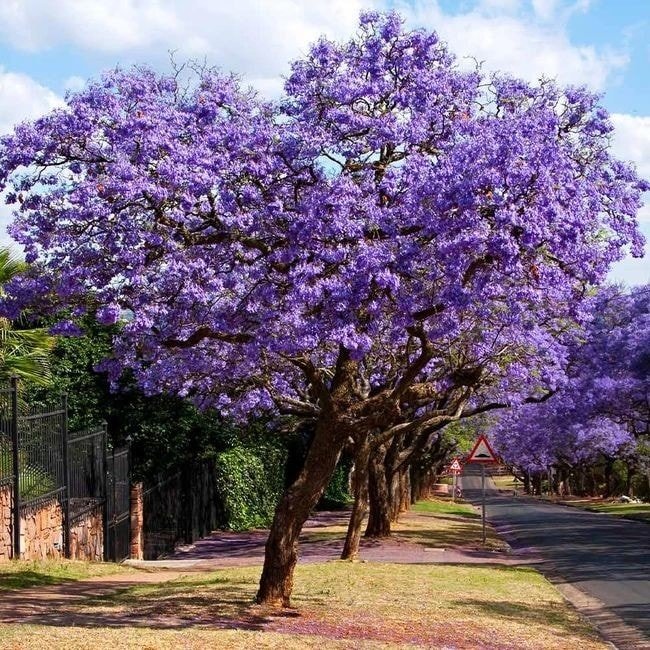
481,464 -> 486,544
467,434 -> 498,545
449,458 -> 462,503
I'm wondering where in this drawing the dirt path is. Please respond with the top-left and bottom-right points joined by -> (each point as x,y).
151,508 -> 532,569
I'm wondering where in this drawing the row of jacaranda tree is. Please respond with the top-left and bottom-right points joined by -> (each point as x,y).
0,13 -> 647,606
490,284 -> 650,500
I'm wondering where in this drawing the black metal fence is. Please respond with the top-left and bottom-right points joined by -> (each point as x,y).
142,459 -> 220,559
106,445 -> 131,562
0,379 -> 130,561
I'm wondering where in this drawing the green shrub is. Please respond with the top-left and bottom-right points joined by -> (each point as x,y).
318,456 -> 352,510
214,443 -> 287,530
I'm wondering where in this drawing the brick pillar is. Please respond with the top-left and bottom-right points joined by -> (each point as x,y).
130,482 -> 144,560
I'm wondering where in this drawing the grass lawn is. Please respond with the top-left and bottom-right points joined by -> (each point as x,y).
0,501 -> 608,648
400,497 -> 507,551
561,498 -> 650,522
491,474 -> 519,492
0,559 -> 135,590
301,497 -> 506,551
411,497 -> 479,517
0,562 -> 608,649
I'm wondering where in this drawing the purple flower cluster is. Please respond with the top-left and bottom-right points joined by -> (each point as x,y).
0,13 -> 646,426
490,285 -> 649,471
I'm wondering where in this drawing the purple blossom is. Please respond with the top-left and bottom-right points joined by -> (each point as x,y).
96,303 -> 122,326
0,12 -> 645,426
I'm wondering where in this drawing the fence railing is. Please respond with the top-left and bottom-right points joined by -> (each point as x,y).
1,379 -> 228,563
142,459 -> 220,559
0,379 -> 130,561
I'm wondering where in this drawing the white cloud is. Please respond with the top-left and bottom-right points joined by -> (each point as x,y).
531,0 -> 559,21
608,216 -> 649,286
0,68 -> 63,134
610,113 -> 650,183
397,0 -> 627,90
0,1 -> 630,97
607,114 -> 650,285
63,76 -> 87,93
0,1 -> 177,53
0,0 -> 368,94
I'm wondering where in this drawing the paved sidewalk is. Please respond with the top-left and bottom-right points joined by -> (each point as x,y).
131,509 -> 531,570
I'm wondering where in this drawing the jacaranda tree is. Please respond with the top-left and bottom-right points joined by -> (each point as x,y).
490,284 -> 649,491
0,13 -> 646,605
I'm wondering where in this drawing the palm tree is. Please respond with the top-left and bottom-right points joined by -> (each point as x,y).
0,248 -> 54,386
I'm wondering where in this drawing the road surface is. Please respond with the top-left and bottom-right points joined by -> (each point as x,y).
461,464 -> 650,649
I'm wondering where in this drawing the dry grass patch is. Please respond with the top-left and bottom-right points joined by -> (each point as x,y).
0,562 -> 608,649
491,474 -> 519,492
555,497 -> 650,522
301,498 -> 505,551
395,498 -> 508,551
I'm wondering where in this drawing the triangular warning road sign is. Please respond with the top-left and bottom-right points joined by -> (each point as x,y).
449,458 -> 462,472
467,434 -> 498,463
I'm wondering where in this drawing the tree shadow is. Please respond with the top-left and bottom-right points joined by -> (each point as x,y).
394,522 -> 499,549
0,570 -> 72,590
0,575 -> 277,632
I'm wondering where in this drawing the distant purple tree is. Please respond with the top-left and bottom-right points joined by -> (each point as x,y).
491,285 -> 649,490
0,14 -> 646,605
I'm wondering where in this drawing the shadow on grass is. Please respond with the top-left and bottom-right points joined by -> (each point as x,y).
0,574 -> 277,632
395,523 -> 496,548
0,570 -> 72,591
411,505 -> 480,519
456,598 -> 594,638
410,512 -> 481,522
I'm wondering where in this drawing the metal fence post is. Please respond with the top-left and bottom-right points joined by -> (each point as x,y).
61,394 -> 71,558
127,438 -> 132,560
10,377 -> 20,559
102,422 -> 109,562
111,447 -> 117,562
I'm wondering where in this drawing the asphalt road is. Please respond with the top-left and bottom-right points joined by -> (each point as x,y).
461,464 -> 650,647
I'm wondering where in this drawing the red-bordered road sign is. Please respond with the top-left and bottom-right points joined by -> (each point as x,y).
467,434 -> 498,463
449,458 -> 462,473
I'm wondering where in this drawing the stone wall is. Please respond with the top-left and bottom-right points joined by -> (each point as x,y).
70,507 -> 103,561
130,482 -> 144,560
0,483 -> 13,560
0,491 -> 119,563
20,499 -> 64,560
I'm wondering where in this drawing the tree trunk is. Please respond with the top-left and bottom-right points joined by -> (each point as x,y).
398,469 -> 410,516
389,469 -> 402,522
256,419 -> 347,606
341,437 -> 371,560
604,457 -> 613,497
410,466 -> 423,504
365,446 -> 392,537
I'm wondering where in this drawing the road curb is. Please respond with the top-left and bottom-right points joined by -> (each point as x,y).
480,488 -> 650,650
545,570 -> 650,650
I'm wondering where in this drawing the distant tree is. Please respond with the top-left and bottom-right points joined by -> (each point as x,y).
490,285 -> 649,494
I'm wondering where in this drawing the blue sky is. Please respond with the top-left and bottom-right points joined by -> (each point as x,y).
0,0 -> 647,284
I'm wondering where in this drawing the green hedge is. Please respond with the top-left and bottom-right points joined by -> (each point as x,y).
214,443 -> 287,530
318,456 -> 352,510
